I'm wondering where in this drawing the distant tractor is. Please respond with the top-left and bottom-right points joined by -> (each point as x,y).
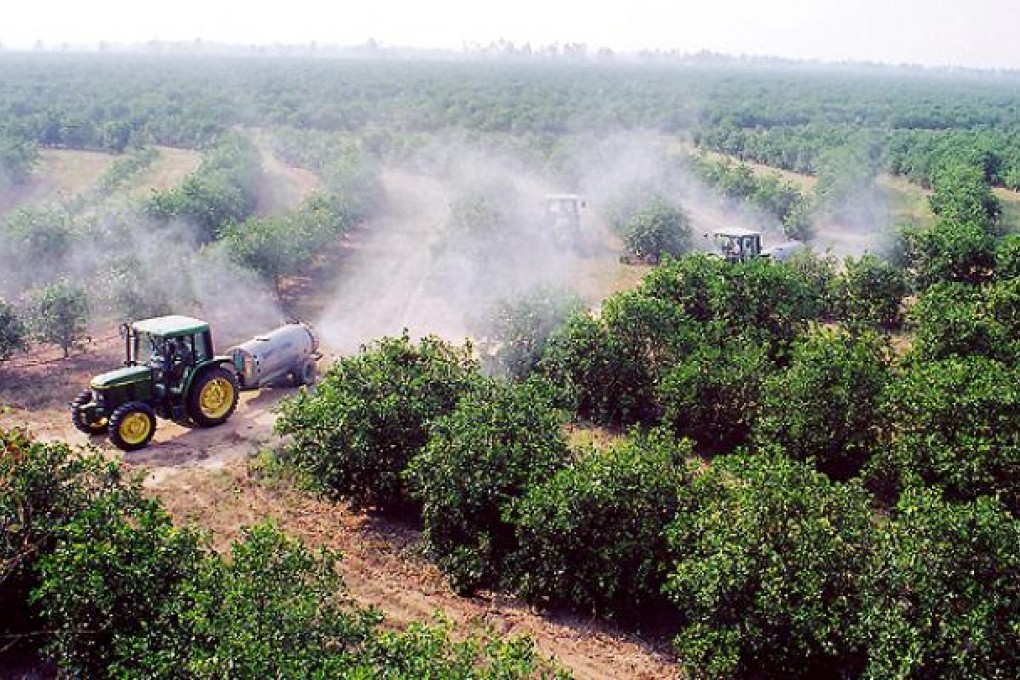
544,193 -> 587,244
708,227 -> 804,263
70,316 -> 319,452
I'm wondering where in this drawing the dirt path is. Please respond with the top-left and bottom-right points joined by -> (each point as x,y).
316,169 -> 637,354
254,140 -> 322,215
315,169 -> 461,353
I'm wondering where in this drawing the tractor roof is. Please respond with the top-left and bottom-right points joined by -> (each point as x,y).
712,227 -> 762,238
132,315 -> 209,337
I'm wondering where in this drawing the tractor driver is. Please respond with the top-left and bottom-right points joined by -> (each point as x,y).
163,340 -> 177,381
164,339 -> 191,384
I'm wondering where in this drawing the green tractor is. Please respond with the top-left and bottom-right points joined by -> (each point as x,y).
71,315 -> 240,451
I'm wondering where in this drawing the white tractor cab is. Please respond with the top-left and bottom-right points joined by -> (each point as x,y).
544,193 -> 587,236
708,227 -> 804,264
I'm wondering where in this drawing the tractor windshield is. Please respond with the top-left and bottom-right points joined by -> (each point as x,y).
132,332 -> 166,366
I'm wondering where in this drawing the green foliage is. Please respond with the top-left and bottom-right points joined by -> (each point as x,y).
0,298 -> 28,364
406,379 -> 569,595
0,132 -> 38,187
928,161 -> 1002,233
540,253 -> 830,432
146,133 -> 261,242
859,489 -> 1020,677
0,431 -> 123,639
25,278 -> 90,357
903,219 -> 997,290
619,198 -> 692,263
111,522 -> 379,678
666,452 -> 874,677
275,333 -> 480,512
367,615 -> 564,678
638,253 -> 728,323
97,145 -> 157,194
872,355 -> 1020,513
837,253 -> 907,328
32,492 -> 204,676
604,181 -> 664,232
755,326 -> 891,479
996,233 -> 1020,280
269,128 -> 384,222
782,247 -> 840,318
712,256 -> 829,355
2,431 -> 555,677
99,255 -> 173,322
221,216 -> 308,296
906,280 -> 1020,364
512,430 -> 691,618
815,143 -> 880,225
1,207 -> 74,271
477,287 -> 584,380
658,333 -> 768,453
690,155 -> 814,240
538,311 -> 653,425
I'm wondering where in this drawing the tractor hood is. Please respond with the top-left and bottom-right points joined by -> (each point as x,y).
90,365 -> 152,390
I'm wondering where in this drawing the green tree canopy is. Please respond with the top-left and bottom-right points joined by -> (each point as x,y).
275,334 -> 480,512
25,279 -> 90,357
405,379 -> 568,595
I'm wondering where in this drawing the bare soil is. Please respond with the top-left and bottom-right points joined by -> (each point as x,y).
254,140 -> 322,215
0,149 -> 116,216
132,147 -> 203,194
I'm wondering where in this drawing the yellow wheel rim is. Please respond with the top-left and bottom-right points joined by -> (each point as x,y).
119,412 -> 152,445
199,377 -> 234,419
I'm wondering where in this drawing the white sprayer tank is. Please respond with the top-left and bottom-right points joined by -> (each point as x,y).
229,323 -> 319,389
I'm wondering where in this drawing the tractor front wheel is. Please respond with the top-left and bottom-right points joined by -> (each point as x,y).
109,402 -> 156,451
188,367 -> 239,427
72,406 -> 108,435
70,390 -> 107,435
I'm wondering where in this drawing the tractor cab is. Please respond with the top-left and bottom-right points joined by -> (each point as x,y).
125,316 -> 213,392
710,228 -> 763,264
544,194 -> 586,237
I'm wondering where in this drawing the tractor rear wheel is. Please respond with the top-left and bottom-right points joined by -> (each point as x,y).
188,366 -> 239,427
108,402 -> 156,451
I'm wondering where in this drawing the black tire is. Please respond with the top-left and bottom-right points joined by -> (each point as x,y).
72,405 -> 108,435
187,366 -> 239,427
297,358 -> 317,386
108,402 -> 156,451
70,390 -> 108,435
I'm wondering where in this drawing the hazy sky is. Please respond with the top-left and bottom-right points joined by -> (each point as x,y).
3,0 -> 1019,69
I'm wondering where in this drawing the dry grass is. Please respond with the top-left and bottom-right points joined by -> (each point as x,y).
994,187 -> 1020,231
37,149 -> 117,197
131,146 -> 203,194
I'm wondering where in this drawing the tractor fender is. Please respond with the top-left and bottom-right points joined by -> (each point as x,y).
182,356 -> 236,396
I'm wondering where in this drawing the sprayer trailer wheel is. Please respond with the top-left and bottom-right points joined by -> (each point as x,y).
297,358 -> 317,386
